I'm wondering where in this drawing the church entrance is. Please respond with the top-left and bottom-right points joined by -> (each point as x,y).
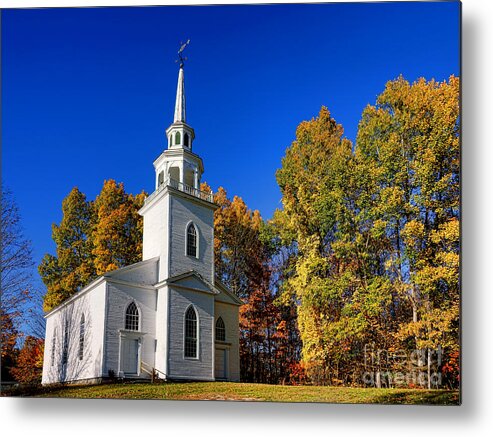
215,348 -> 228,380
121,338 -> 140,375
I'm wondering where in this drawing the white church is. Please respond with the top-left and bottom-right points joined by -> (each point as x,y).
41,58 -> 242,385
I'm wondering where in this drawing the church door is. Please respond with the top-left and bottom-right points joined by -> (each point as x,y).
122,338 -> 139,375
215,348 -> 228,380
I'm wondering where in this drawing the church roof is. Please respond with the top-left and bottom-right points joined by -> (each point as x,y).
165,270 -> 217,292
43,257 -> 159,317
159,270 -> 243,306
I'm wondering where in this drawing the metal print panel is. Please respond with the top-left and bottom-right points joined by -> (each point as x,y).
1,1 -> 460,405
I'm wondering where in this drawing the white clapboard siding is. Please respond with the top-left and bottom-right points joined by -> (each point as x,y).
168,195 -> 215,284
167,286 -> 215,380
214,301 -> 240,382
41,280 -> 106,384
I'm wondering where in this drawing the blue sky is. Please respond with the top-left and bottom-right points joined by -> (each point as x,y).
2,2 -> 460,271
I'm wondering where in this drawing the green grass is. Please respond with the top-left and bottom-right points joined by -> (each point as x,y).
7,381 -> 460,405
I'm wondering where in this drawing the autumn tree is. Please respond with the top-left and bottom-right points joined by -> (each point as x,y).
10,336 -> 44,384
356,75 -> 460,387
274,106 -> 379,384
274,76 -> 460,388
208,185 -> 298,383
39,187 -> 95,312
212,186 -> 265,298
40,180 -> 146,312
91,180 -> 146,275
1,309 -> 18,381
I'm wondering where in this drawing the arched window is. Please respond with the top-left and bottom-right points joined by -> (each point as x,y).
158,171 -> 164,186
184,133 -> 190,147
51,330 -> 57,367
125,302 -> 139,331
169,134 -> 173,146
215,317 -> 225,342
175,131 -> 181,145
186,223 -> 197,257
79,314 -> 85,360
62,320 -> 69,365
184,306 -> 198,358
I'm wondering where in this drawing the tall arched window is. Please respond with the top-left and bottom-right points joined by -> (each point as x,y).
184,306 -> 198,358
186,223 -> 197,257
215,317 -> 225,342
125,302 -> 139,331
62,320 -> 69,365
184,133 -> 190,147
175,131 -> 181,145
79,314 -> 85,360
158,171 -> 164,186
51,330 -> 57,367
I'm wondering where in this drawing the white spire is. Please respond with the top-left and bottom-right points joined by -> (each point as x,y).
173,66 -> 186,123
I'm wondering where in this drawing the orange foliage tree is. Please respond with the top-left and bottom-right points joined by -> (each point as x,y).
11,336 -> 44,384
208,185 -> 301,383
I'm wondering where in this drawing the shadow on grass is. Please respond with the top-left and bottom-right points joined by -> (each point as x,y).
373,389 -> 460,406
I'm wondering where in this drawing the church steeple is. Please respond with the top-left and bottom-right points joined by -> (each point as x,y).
174,66 -> 186,123
166,62 -> 195,151
147,41 -> 208,196
165,40 -> 195,151
140,40 -> 215,291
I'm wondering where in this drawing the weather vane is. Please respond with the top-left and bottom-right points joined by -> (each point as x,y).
176,39 -> 191,67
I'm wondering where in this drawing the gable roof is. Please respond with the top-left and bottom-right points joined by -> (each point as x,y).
160,271 -> 243,306
44,257 -> 159,318
159,270 -> 218,296
103,256 -> 159,285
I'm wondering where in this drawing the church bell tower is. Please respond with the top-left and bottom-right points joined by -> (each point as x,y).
139,45 -> 216,284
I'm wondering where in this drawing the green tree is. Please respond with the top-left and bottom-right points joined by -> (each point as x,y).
274,106 -> 373,384
39,187 -> 95,312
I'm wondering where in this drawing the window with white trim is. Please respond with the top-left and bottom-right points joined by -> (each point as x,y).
215,317 -> 225,342
125,302 -> 139,331
184,306 -> 198,358
186,223 -> 197,257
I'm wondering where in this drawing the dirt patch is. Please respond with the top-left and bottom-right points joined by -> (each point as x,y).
182,393 -> 263,402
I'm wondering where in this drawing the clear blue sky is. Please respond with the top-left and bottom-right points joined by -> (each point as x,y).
2,2 -> 460,271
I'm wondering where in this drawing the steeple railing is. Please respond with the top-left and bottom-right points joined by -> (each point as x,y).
145,178 -> 214,205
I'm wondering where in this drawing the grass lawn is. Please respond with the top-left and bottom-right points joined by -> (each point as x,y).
6,382 -> 460,405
